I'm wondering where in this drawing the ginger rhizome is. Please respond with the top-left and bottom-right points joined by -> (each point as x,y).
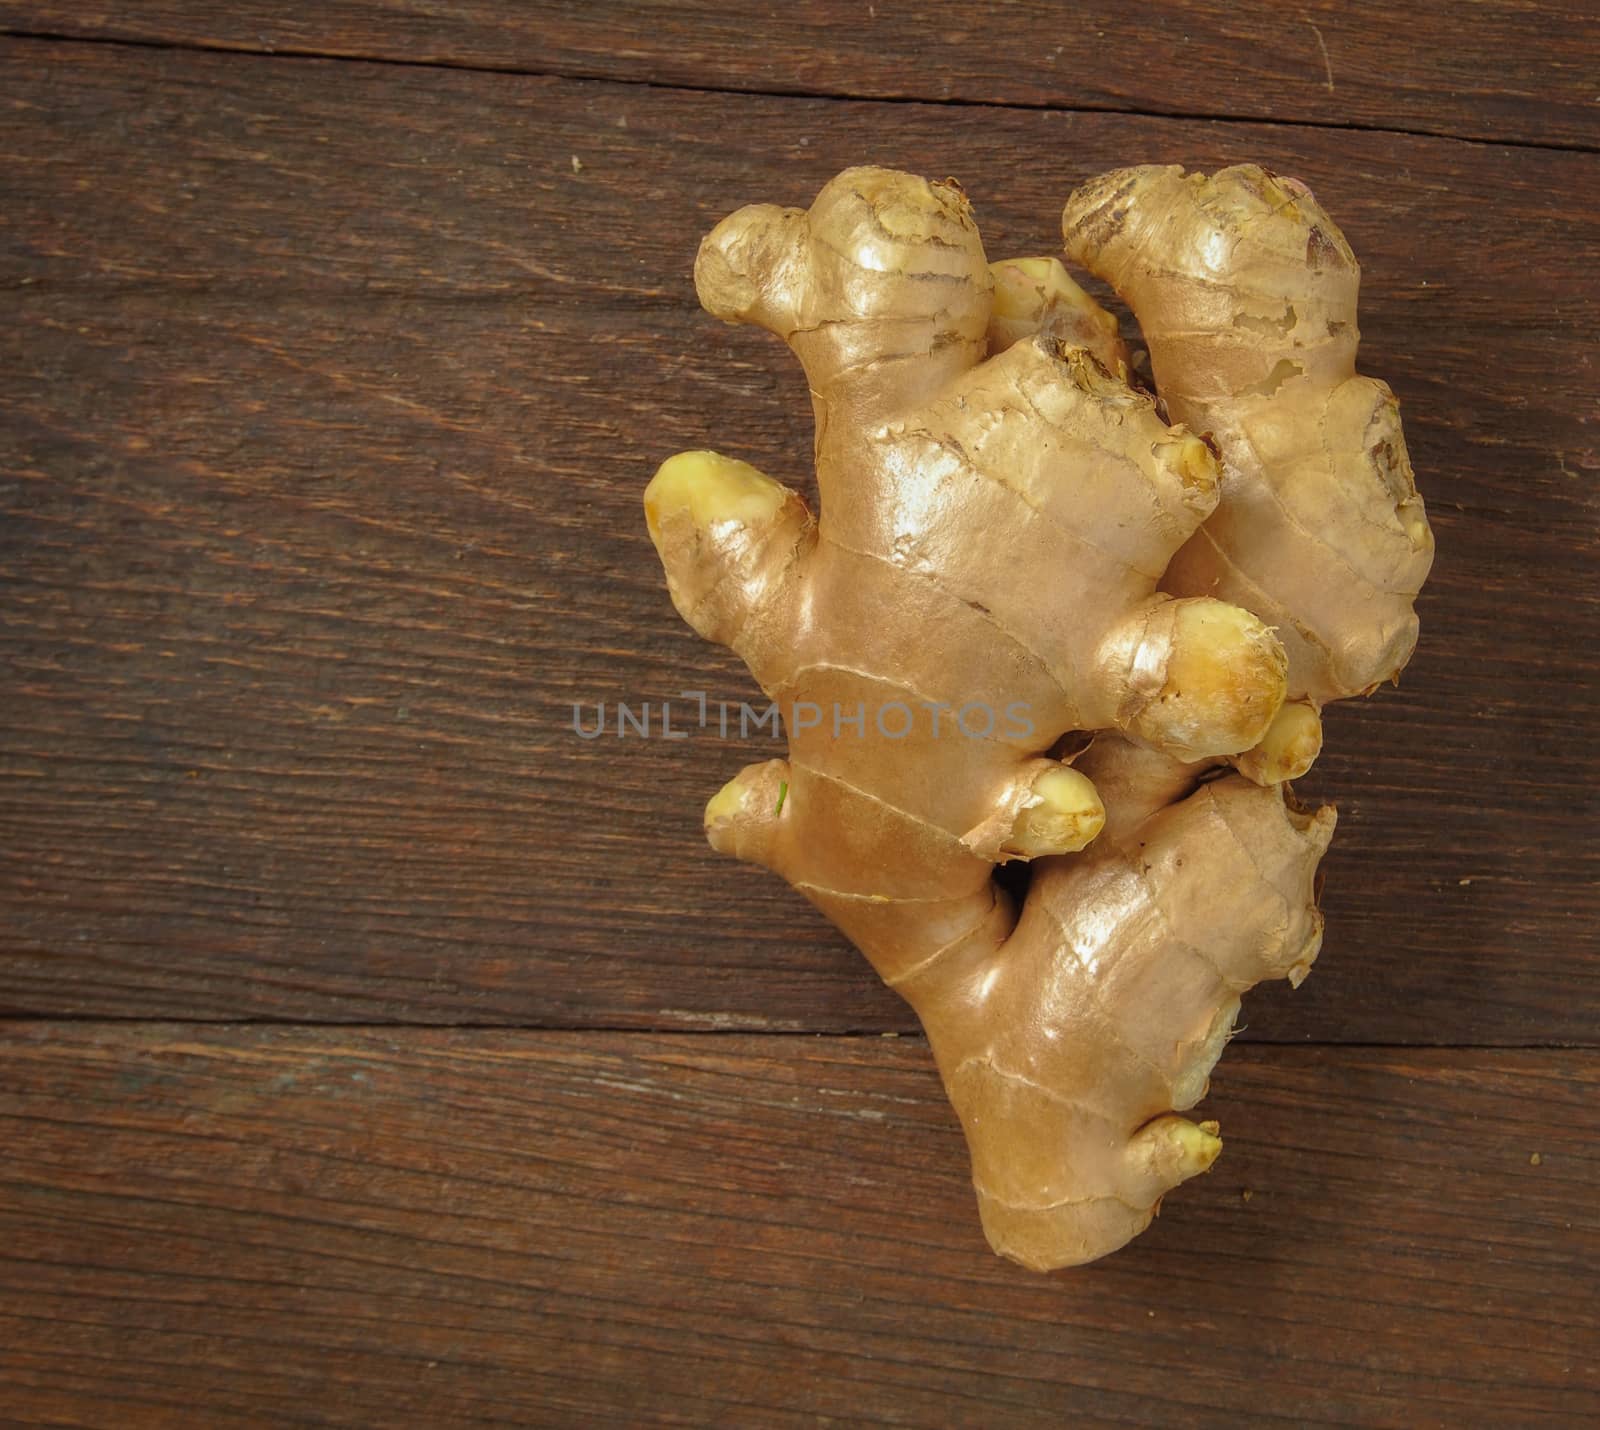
646,165 -> 1433,1269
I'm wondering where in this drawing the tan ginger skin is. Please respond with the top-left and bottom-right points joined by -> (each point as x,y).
645,165 -> 1434,1270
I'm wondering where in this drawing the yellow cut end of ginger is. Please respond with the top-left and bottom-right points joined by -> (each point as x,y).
1151,599 -> 1288,758
1171,1118 -> 1223,1172
1241,700 -> 1324,784
1155,431 -> 1222,501
703,770 -> 754,830
1007,767 -> 1106,856
644,450 -> 787,543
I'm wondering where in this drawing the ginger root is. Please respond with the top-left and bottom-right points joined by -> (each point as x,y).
647,165 -> 1432,1269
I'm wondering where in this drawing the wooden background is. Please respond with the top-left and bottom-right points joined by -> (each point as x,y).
0,3 -> 1595,1423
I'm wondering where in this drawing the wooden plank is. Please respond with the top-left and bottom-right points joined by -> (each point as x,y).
0,1025 -> 1594,1425
1,1 -> 1596,149
0,42 -> 1596,1038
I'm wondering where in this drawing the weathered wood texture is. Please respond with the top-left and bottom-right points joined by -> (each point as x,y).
0,1026 -> 1594,1426
0,12 -> 1596,1426
1,1 -> 1596,149
1,39 -> 1596,1037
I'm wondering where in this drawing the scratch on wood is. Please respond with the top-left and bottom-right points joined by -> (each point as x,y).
1307,19 -> 1335,92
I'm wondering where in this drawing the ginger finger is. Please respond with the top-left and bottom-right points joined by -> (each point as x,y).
1063,164 -> 1435,710
987,256 -> 1129,378
644,449 -> 813,663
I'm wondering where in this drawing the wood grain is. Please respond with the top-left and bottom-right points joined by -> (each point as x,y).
0,1025 -> 1594,1426
1,0 -> 1596,149
1,40 -> 1596,1037
1,19 -> 1594,1426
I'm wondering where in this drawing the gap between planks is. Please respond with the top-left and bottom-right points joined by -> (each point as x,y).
0,24 -> 1594,157
0,1018 -> 1594,1051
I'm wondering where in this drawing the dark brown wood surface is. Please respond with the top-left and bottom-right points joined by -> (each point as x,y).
1,37 -> 1595,1039
2,1026 -> 1596,1425
0,7 -> 1596,1424
3,0 -> 1597,148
